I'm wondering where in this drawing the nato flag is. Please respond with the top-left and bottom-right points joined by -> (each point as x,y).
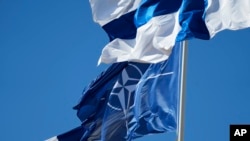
46,42 -> 182,141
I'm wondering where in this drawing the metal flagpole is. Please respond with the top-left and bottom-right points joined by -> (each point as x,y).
177,40 -> 188,141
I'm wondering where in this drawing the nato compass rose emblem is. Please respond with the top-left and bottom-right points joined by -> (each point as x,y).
107,63 -> 148,114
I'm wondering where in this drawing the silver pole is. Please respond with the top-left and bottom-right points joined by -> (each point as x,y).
177,41 -> 188,141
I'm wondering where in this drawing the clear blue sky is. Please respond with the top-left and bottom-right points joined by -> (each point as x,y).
1,1 -> 250,141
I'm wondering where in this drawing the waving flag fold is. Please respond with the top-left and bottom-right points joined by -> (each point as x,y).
46,42 -> 183,141
91,0 -> 250,64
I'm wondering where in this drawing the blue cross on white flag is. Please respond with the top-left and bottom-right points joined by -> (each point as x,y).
91,0 -> 250,64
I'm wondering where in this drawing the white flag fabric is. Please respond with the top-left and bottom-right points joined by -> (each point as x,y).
89,0 -> 250,64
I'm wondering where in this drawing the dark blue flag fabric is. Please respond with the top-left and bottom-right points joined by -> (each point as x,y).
46,42 -> 182,141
